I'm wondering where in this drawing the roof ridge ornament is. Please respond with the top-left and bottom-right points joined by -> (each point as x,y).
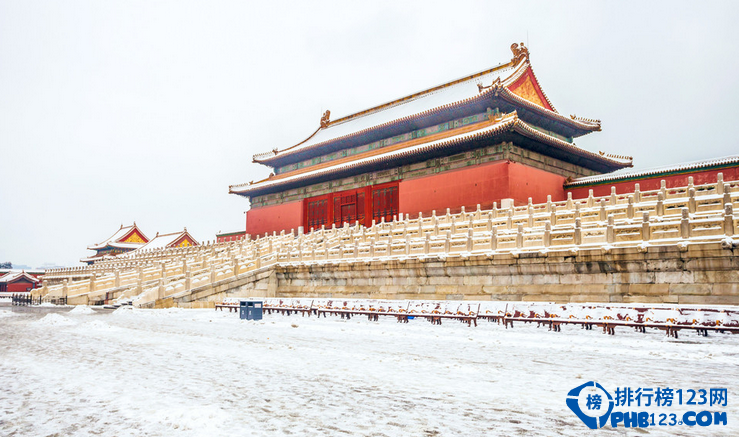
510,42 -> 530,64
598,151 -> 633,162
320,110 -> 331,128
477,77 -> 501,93
570,114 -> 601,124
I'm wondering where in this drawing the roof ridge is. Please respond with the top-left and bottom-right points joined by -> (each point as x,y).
329,61 -> 515,126
252,60 -> 518,163
151,230 -> 186,238
567,155 -> 739,186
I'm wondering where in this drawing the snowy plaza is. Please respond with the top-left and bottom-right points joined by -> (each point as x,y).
1,306 -> 737,436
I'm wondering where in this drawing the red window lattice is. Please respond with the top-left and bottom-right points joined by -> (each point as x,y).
372,186 -> 398,223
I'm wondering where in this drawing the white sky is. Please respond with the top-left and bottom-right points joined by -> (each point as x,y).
2,1 -> 738,268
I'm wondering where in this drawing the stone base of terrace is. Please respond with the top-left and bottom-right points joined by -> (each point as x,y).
160,240 -> 738,308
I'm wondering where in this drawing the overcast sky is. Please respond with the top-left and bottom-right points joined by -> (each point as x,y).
2,1 -> 738,268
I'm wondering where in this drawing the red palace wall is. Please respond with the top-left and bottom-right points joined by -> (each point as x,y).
246,201 -> 303,237
399,160 -> 566,216
243,163 -> 738,237
508,162 -> 567,205
565,167 -> 739,199
400,161 -> 510,216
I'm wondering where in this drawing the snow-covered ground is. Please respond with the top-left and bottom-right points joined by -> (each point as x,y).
1,306 -> 737,436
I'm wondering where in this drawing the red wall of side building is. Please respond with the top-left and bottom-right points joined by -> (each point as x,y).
246,200 -> 303,237
565,167 -> 739,199
399,160 -> 566,217
5,279 -> 37,292
217,232 -> 247,243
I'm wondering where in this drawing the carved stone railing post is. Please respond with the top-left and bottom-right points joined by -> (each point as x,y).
486,213 -> 493,232
599,199 -> 607,222
516,224 -> 524,249
466,228 -> 473,252
527,205 -> 534,227
444,231 -> 451,253
550,204 -> 557,226
546,195 -> 552,213
610,187 -> 617,206
634,183 -> 641,203
717,173 -> 725,195
607,214 -> 615,244
566,192 -> 573,210
506,209 -> 513,230
725,203 -> 735,237
641,212 -> 651,241
157,278 -> 165,300
627,196 -> 635,219
688,188 -> 697,213
680,208 -> 691,239
574,218 -> 582,246
114,269 -> 121,288
656,192 -> 664,217
544,221 -> 551,247
587,189 -> 594,208
490,227 -> 497,251
660,180 -> 667,199
233,257 -> 240,275
723,184 -> 731,207
424,234 -> 430,254
185,270 -> 191,291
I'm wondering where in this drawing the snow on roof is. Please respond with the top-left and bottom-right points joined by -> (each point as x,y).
567,155 -> 739,187
0,271 -> 40,283
216,229 -> 246,236
87,224 -> 148,250
253,60 -> 525,163
233,113 -> 624,196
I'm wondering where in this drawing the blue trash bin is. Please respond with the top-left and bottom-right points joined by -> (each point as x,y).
239,300 -> 263,320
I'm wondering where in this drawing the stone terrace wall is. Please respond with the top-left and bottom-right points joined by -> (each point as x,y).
269,242 -> 738,305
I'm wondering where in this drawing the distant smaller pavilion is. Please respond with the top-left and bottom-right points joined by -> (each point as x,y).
0,271 -> 40,293
82,223 -> 149,264
129,228 -> 199,253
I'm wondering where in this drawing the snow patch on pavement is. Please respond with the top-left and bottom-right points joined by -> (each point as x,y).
69,305 -> 95,315
34,313 -> 76,326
